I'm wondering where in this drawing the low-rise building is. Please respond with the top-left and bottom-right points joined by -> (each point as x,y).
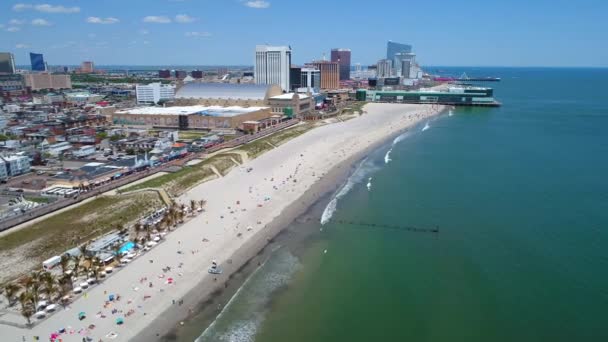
43,141 -> 72,156
267,93 -> 314,118
73,145 -> 96,158
65,92 -> 104,105
23,73 -> 72,91
0,155 -> 31,177
135,82 -> 176,105
113,105 -> 273,130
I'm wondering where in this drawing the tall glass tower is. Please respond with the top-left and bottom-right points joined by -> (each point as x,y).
30,53 -> 46,72
386,41 -> 412,61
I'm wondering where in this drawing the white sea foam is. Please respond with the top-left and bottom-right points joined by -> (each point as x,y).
366,177 -> 372,191
320,157 -> 378,225
196,250 -> 300,342
384,149 -> 392,164
422,122 -> 430,131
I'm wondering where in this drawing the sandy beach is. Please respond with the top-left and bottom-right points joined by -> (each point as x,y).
0,103 -> 443,342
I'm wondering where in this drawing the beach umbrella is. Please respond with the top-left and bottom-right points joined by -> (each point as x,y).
105,266 -> 113,273
87,278 -> 96,284
115,317 -> 124,325
78,312 -> 86,320
109,294 -> 115,301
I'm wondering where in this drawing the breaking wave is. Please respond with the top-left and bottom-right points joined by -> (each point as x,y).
196,249 -> 300,342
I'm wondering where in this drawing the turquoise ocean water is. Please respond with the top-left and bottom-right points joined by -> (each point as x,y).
177,68 -> 608,342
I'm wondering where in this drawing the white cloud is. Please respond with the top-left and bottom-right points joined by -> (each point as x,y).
6,26 -> 21,32
143,16 -> 171,24
245,0 -> 270,8
12,4 -> 32,11
175,14 -> 196,23
34,4 -> 80,13
31,18 -> 52,26
13,3 -> 79,13
139,29 -> 149,35
143,40 -> 150,45
185,31 -> 212,37
9,19 -> 26,25
51,40 -> 76,49
86,17 -> 119,24
16,43 -> 29,49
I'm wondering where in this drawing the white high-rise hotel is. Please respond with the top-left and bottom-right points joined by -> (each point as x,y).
254,45 -> 291,92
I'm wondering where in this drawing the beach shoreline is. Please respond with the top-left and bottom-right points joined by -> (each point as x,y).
133,104 -> 446,342
0,103 -> 444,342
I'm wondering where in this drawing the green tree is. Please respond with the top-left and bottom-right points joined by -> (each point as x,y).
96,132 -> 108,140
3,283 -> 21,306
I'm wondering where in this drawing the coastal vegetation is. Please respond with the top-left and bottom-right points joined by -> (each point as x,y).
1,200 -> 206,326
234,123 -> 314,158
0,192 -> 163,284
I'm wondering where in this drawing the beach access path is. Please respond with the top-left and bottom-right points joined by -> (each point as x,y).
1,103 -> 443,342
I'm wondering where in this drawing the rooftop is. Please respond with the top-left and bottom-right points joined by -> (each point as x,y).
175,83 -> 280,100
116,105 -> 269,117
270,93 -> 310,100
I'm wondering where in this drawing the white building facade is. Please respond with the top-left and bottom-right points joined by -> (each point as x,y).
300,68 -> 320,93
1,155 -> 31,177
255,45 -> 291,92
377,59 -> 393,78
136,83 -> 176,105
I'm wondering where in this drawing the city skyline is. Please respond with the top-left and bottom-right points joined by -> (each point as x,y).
0,0 -> 607,67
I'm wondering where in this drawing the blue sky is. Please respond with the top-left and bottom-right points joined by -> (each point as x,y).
1,0 -> 607,67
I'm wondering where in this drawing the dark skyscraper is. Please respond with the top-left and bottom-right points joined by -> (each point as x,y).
158,69 -> 171,78
331,48 -> 351,81
386,41 -> 412,62
30,53 -> 46,72
290,67 -> 302,91
0,53 -> 16,74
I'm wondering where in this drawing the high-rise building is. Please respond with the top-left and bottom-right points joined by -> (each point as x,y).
29,53 -> 46,72
386,41 -> 412,62
136,82 -> 176,104
158,69 -> 171,78
290,67 -> 302,91
394,52 -> 416,77
377,59 -> 393,78
175,70 -> 187,79
310,61 -> 339,90
331,48 -> 351,81
81,61 -> 94,73
300,68 -> 320,92
255,45 -> 291,92
191,70 -> 203,79
0,53 -> 16,74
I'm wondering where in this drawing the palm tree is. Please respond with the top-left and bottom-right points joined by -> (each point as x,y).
41,273 -> 57,302
18,292 -> 35,326
112,243 -> 122,258
198,199 -> 207,211
3,283 -> 20,306
59,254 -> 71,276
29,280 -> 41,309
70,255 -> 81,277
190,199 -> 197,215
78,243 -> 89,259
